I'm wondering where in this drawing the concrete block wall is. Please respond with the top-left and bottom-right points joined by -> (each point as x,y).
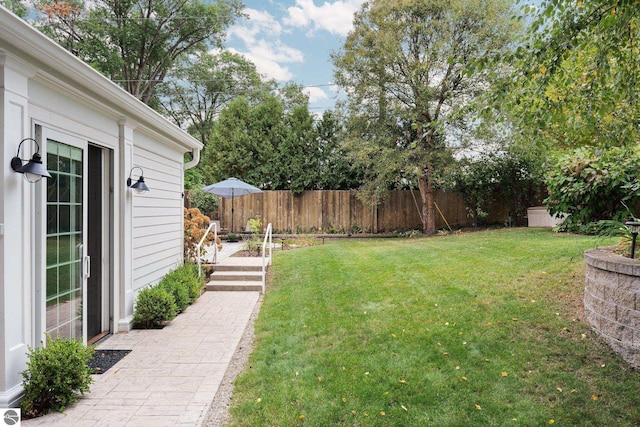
584,249 -> 640,368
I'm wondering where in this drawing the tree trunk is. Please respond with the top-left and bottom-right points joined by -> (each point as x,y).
418,165 -> 436,235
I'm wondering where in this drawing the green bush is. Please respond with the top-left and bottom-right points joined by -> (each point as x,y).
161,264 -> 204,304
545,145 -> 640,231
133,286 -> 177,328
187,188 -> 219,215
21,336 -> 94,419
158,279 -> 191,313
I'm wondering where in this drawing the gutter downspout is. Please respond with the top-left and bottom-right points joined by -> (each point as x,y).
184,148 -> 201,170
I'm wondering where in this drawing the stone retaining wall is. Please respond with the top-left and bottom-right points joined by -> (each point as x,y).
584,249 -> 640,368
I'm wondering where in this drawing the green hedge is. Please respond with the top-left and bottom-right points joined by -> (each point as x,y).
134,263 -> 205,328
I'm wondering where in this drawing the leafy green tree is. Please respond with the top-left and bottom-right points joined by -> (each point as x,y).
445,148 -> 545,226
1,0 -> 27,17
544,146 -> 640,231
315,110 -> 363,190
333,0 -> 519,234
485,1 -> 640,228
156,51 -> 266,146
32,0 -> 243,104
202,94 -> 281,187
491,0 -> 640,150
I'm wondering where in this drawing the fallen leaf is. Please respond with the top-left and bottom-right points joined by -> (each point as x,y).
399,379 -> 407,384
549,420 -> 554,424
557,387 -> 563,393
342,397 -> 347,403
461,376 -> 468,381
501,372 -> 508,377
455,366 -> 460,370
401,404 -> 408,411
475,404 -> 482,410
256,398 -> 262,403
592,394 -> 599,401
317,376 -> 323,382
380,411 -> 385,416
299,414 -> 305,420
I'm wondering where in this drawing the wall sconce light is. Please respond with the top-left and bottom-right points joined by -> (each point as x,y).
127,166 -> 149,194
10,138 -> 52,183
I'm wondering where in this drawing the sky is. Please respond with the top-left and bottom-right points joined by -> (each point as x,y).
224,0 -> 367,115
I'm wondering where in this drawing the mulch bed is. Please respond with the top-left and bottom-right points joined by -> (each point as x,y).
88,349 -> 131,374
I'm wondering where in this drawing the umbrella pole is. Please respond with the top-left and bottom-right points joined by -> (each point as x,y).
231,189 -> 234,233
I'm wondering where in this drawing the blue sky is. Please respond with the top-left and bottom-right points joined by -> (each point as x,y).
223,1 -> 542,116
224,0 -> 367,115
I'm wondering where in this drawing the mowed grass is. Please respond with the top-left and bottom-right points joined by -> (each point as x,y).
227,228 -> 640,426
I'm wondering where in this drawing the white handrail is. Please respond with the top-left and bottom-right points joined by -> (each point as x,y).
261,223 -> 273,293
196,222 -> 217,278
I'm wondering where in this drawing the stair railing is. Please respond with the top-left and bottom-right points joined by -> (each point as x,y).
196,221 -> 218,278
261,223 -> 273,293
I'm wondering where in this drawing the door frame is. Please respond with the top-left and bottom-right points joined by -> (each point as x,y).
33,124 -> 113,344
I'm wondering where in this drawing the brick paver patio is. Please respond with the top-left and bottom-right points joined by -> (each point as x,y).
22,291 -> 260,426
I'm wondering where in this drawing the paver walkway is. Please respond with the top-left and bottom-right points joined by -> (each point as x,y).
23,291 -> 260,426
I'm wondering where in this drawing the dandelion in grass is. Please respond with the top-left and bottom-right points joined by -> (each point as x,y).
501,371 -> 508,377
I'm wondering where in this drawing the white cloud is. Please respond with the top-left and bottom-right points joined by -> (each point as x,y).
303,86 -> 329,103
228,8 -> 283,45
227,8 -> 304,81
283,0 -> 366,36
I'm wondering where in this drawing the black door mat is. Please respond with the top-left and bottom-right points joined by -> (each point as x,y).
88,350 -> 132,374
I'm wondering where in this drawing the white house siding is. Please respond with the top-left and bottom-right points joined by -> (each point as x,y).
131,133 -> 185,293
0,6 -> 201,406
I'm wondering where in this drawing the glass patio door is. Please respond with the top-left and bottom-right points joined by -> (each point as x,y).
44,130 -> 88,341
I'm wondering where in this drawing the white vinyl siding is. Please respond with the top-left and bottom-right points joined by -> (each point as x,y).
131,133 -> 185,290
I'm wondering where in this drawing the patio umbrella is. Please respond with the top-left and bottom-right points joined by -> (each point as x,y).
202,177 -> 262,232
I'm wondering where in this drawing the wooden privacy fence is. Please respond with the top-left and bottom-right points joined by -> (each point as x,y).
187,189 -> 512,234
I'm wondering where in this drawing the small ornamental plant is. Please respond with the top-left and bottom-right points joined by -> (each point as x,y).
184,207 -> 220,262
133,286 -> 177,329
21,335 -> 94,419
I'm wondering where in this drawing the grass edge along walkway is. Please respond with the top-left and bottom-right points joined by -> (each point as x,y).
227,228 -> 640,426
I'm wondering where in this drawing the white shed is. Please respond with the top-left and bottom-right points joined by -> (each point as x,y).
0,7 -> 201,406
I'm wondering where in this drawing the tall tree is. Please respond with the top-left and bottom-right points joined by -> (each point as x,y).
332,0 -> 518,234
155,50 -> 266,146
315,110 -> 363,190
33,0 -> 244,104
492,0 -> 640,150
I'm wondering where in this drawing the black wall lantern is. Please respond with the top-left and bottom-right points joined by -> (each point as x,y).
127,166 -> 149,194
11,138 -> 52,183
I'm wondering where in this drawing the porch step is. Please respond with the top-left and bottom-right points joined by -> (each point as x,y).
206,256 -> 269,292
210,271 -> 262,282
206,281 -> 263,292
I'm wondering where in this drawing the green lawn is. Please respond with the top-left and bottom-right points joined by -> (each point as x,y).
227,228 -> 640,426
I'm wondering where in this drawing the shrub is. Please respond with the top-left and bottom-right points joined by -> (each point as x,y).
160,264 -> 204,305
184,207 -> 216,262
21,336 -> 94,419
187,188 -> 219,215
133,286 -> 177,328
545,145 -> 640,231
158,279 -> 191,313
